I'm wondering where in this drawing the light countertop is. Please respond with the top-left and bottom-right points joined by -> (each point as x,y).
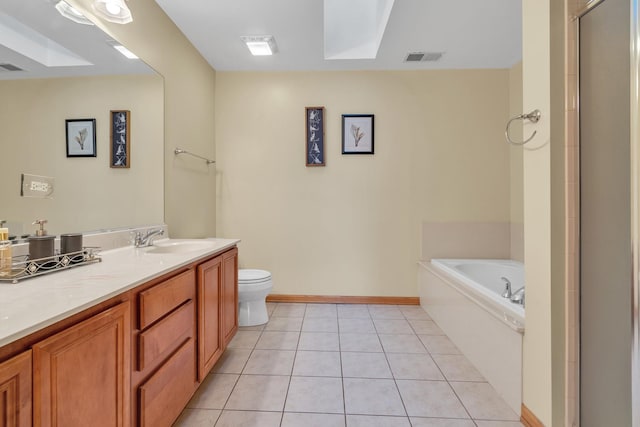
0,238 -> 239,347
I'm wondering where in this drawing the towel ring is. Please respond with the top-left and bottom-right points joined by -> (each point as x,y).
505,109 -> 541,145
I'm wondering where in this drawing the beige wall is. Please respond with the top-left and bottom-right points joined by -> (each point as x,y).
0,75 -> 163,235
216,70 -> 511,296
522,0 -> 552,417
521,0 -> 564,423
509,61 -> 524,262
69,0 -> 217,238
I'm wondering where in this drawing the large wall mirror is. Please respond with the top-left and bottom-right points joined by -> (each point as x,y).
0,0 -> 164,238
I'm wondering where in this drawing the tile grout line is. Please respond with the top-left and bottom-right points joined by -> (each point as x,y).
279,302 -> 305,425
406,308 -> 477,424
382,307 -> 417,423
336,305 -> 348,426
369,305 -> 412,422
215,313 -> 268,426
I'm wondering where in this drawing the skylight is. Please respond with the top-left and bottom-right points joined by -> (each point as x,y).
0,11 -> 92,67
324,0 -> 395,60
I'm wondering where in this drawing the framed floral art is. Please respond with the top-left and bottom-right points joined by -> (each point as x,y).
342,114 -> 374,155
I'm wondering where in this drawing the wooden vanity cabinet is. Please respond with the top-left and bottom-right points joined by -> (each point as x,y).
0,244 -> 239,427
196,247 -> 238,380
197,255 -> 223,380
132,269 -> 197,427
221,247 -> 238,347
0,350 -> 32,426
32,301 -> 131,427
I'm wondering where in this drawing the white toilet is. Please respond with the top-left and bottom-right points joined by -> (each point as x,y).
238,269 -> 272,326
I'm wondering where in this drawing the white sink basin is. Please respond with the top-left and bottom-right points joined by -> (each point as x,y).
144,239 -> 217,254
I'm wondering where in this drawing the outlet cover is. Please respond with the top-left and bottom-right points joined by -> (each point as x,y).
21,173 -> 54,198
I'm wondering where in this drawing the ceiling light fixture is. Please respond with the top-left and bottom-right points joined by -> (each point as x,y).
92,0 -> 132,24
55,0 -> 94,26
112,44 -> 138,59
106,39 -> 138,59
240,36 -> 278,56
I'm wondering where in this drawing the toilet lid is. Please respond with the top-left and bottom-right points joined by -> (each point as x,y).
239,269 -> 271,282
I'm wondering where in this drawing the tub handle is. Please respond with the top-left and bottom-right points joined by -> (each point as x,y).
501,277 -> 512,298
505,109 -> 541,146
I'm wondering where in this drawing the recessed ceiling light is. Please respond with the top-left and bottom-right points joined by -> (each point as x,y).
111,43 -> 138,59
92,0 -> 133,24
240,36 -> 278,56
55,1 -> 94,26
106,38 -> 138,58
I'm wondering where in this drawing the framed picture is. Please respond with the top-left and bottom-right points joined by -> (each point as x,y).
65,119 -> 96,157
306,106 -> 325,166
110,110 -> 130,168
342,114 -> 374,155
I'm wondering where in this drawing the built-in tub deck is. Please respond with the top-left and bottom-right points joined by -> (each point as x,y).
418,259 -> 524,415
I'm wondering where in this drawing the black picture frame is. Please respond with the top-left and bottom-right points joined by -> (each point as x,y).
110,110 -> 130,168
65,119 -> 96,157
306,106 -> 325,166
342,114 -> 374,155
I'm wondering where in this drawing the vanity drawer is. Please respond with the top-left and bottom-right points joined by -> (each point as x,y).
139,270 -> 195,329
138,338 -> 197,427
138,300 -> 194,371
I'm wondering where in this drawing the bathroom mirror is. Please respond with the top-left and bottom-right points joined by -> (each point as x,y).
0,0 -> 164,237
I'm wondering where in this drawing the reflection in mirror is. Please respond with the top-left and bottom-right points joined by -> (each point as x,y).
0,0 -> 164,238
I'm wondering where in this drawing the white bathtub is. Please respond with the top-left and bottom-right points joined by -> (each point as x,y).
418,258 -> 524,415
430,259 -> 525,332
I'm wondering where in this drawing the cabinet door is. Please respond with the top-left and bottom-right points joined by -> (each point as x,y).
221,248 -> 238,347
0,350 -> 31,426
197,255 -> 222,380
33,302 -> 131,427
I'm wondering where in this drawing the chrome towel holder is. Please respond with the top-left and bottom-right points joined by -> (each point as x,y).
505,109 -> 541,145
174,148 -> 215,164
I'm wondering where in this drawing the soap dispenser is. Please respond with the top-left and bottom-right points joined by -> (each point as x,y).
29,219 -> 56,268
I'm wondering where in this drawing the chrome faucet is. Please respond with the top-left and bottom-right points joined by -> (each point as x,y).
501,277 -> 512,298
510,287 -> 525,307
133,228 -> 165,248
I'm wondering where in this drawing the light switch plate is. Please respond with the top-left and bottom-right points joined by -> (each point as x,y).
21,173 -> 54,198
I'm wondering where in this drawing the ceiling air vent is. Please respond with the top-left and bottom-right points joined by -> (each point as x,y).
404,52 -> 425,62
0,63 -> 24,72
404,52 -> 444,63
422,52 -> 444,62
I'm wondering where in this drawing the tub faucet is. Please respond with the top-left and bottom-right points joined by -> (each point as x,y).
134,228 -> 164,248
501,277 -> 512,298
510,287 -> 525,307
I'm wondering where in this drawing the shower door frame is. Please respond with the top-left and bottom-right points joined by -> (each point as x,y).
573,0 -> 640,425
631,0 -> 640,424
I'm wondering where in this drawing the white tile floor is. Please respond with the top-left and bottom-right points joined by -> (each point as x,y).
174,303 -> 523,427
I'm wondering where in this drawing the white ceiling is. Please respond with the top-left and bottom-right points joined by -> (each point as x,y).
0,0 -> 154,79
0,0 -> 522,79
155,0 -> 522,71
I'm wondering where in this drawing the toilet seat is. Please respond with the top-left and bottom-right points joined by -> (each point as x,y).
239,269 -> 271,283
